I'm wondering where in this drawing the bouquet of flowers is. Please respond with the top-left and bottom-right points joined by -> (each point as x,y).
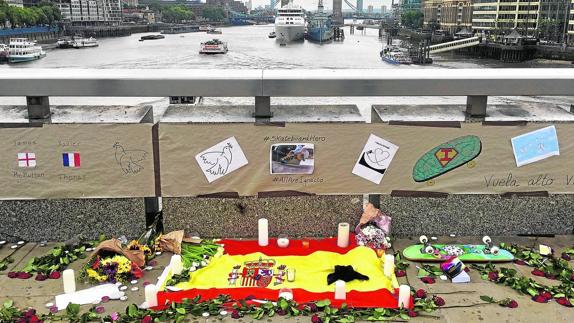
84,254 -> 143,284
355,203 -> 392,250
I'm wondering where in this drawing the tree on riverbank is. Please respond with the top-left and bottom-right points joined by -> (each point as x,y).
161,5 -> 195,23
202,6 -> 226,22
401,9 -> 423,29
0,1 -> 61,28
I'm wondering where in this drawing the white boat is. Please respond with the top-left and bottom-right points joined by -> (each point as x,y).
207,28 -> 222,35
380,46 -> 411,65
72,37 -> 98,48
199,39 -> 228,54
199,25 -> 212,32
8,38 -> 46,63
274,1 -> 305,42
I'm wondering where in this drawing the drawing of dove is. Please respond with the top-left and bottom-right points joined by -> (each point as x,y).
200,143 -> 233,176
113,142 -> 148,175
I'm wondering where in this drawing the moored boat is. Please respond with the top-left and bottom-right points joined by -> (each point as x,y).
8,38 -> 46,63
161,25 -> 200,34
199,39 -> 228,54
306,0 -> 333,43
274,1 -> 305,42
207,28 -> 222,35
199,25 -> 212,32
268,31 -> 276,38
72,37 -> 98,48
380,46 -> 412,65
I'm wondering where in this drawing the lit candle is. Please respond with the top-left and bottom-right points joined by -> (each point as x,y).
145,284 -> 158,308
277,235 -> 289,248
258,218 -> 269,246
398,285 -> 410,308
334,280 -> 346,300
170,255 -> 184,275
286,268 -> 296,282
337,223 -> 350,248
383,254 -> 395,277
62,269 -> 76,294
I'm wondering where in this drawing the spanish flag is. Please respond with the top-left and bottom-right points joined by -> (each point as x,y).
157,237 -> 406,309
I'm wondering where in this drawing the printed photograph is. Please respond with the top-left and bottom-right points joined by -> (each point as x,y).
270,143 -> 315,175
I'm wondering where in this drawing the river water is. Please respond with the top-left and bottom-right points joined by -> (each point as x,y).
1,23 -> 573,119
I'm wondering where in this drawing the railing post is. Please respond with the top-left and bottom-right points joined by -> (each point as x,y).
140,105 -> 163,230
466,95 -> 488,117
253,96 -> 273,122
26,96 -> 51,122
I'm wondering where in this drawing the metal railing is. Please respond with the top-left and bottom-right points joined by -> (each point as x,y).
1,68 -> 573,120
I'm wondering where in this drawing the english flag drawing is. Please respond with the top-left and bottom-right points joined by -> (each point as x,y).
17,152 -> 36,168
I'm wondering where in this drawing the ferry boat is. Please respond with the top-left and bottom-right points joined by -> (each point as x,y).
306,0 -> 333,43
72,37 -> 98,48
274,1 -> 305,42
8,38 -> 46,63
380,46 -> 412,65
199,39 -> 228,54
57,37 -> 74,49
199,25 -> 212,32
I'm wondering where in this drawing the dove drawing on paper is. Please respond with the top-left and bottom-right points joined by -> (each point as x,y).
352,134 -> 399,184
113,142 -> 148,175
195,137 -> 248,183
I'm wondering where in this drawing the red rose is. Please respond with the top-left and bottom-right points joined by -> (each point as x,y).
92,257 -> 101,269
488,271 -> 499,281
395,270 -> 406,277
420,276 -> 435,284
539,291 -> 552,300
433,296 -> 445,306
514,259 -> 527,265
7,272 -> 17,279
407,310 -> 418,317
531,269 -> 545,277
561,253 -> 572,261
49,271 -> 61,279
556,297 -> 572,307
311,314 -> 323,323
464,267 -> 470,272
131,263 -> 144,279
507,300 -> 518,308
231,310 -> 241,319
415,289 -> 427,299
544,273 -> 556,280
35,274 -> 48,281
276,309 -> 287,316
17,272 -> 33,279
532,295 -> 549,303
142,316 -> 153,323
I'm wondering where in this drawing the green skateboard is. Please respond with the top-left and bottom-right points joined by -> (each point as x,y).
413,135 -> 482,182
403,236 -> 514,263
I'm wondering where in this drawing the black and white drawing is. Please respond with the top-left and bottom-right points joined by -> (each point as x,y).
195,136 -> 248,183
113,142 -> 148,175
352,134 -> 399,184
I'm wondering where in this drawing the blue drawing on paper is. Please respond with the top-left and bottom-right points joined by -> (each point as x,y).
511,126 -> 559,167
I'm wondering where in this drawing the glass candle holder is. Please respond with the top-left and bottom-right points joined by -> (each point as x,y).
277,234 -> 289,248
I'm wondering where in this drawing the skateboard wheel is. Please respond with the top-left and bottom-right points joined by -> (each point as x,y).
482,236 -> 491,244
419,235 -> 428,244
424,245 -> 434,254
467,160 -> 476,168
490,246 -> 499,255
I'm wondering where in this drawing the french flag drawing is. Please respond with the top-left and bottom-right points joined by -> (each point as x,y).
62,152 -> 81,168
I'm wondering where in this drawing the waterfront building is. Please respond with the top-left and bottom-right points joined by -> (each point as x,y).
333,0 -> 343,25
471,0 -> 570,40
381,5 -> 388,15
569,0 -> 574,44
357,0 -> 363,13
123,0 -> 138,7
368,5 -> 373,14
5,0 -> 23,7
401,0 -> 422,10
123,7 -> 155,23
206,0 -> 248,13
422,0 -> 472,34
57,0 -> 122,25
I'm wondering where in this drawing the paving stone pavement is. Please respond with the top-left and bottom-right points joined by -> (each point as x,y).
0,236 -> 573,322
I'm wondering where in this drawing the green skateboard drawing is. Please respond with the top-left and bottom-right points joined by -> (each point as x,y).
413,135 -> 482,182
403,236 -> 514,263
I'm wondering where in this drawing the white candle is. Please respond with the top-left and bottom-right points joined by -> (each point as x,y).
337,223 -> 350,248
145,284 -> 158,308
277,237 -> 289,248
62,269 -> 76,294
170,255 -> 184,275
383,254 -> 395,277
278,288 -> 293,300
286,268 -> 296,282
334,280 -> 346,300
398,285 -> 410,308
258,218 -> 269,246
